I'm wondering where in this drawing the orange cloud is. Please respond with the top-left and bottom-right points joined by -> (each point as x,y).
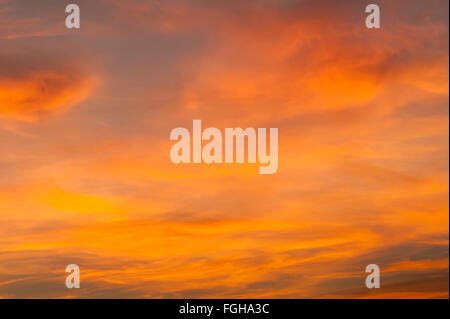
0,67 -> 97,122
0,0 -> 448,299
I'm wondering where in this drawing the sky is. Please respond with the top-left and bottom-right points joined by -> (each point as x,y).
0,0 -> 448,298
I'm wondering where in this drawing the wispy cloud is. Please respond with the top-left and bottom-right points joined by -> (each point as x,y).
0,0 -> 448,298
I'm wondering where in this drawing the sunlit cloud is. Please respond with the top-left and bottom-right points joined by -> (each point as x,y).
0,0 -> 448,298
0,70 -> 96,121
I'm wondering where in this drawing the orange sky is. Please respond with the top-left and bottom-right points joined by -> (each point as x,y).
0,0 -> 448,298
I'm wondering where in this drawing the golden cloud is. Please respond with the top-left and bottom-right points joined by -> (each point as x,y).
0,50 -> 98,122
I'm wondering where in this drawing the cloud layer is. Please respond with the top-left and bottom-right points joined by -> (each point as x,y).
0,0 -> 448,298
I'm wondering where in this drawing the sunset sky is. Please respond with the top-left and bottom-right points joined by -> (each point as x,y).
0,0 -> 448,298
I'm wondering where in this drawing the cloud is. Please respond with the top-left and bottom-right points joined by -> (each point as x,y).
0,48 -> 97,122
0,0 -> 447,298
